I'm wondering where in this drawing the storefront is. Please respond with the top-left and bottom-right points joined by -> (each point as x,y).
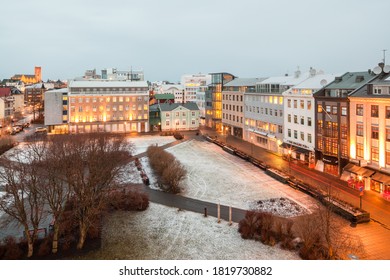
280,142 -> 313,166
342,163 -> 375,190
322,155 -> 339,176
370,172 -> 390,194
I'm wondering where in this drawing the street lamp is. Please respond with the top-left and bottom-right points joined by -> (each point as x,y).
358,175 -> 364,209
288,149 -> 292,175
250,136 -> 254,157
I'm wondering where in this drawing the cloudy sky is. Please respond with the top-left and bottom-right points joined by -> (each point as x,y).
1,0 -> 389,82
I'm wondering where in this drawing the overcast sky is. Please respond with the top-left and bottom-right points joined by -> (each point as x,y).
1,0 -> 389,82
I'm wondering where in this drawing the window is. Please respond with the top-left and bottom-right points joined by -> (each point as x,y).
317,136 -> 323,150
341,106 -> 347,116
386,128 -> 390,142
182,112 -> 186,117
332,106 -> 337,115
166,112 -> 170,117
357,143 -> 364,158
175,112 -> 179,117
308,133 -> 312,143
300,132 -> 304,141
318,105 -> 323,112
293,100 -> 297,108
300,116 -> 304,125
294,115 -> 298,124
357,124 -> 363,136
356,104 -> 363,116
317,120 -> 323,134
294,130 -> 298,139
192,111 -> 195,116
386,106 -> 390,119
278,125 -> 283,134
326,105 -> 331,113
372,147 -> 379,162
287,99 -> 291,108
372,126 -> 379,139
371,105 -> 379,117
182,120 -> 186,125
166,120 -> 170,126
341,124 -> 347,139
300,100 -> 304,109
307,101 -> 312,110
386,151 -> 390,165
307,117 -> 312,126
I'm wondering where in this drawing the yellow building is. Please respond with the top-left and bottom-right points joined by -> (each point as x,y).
348,66 -> 390,194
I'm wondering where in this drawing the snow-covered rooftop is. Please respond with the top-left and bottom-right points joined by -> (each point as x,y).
290,74 -> 339,90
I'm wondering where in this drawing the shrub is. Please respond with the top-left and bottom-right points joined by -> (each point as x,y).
36,237 -> 52,257
2,236 -> 23,260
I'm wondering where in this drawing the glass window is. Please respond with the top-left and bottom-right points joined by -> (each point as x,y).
300,100 -> 304,109
357,124 -> 363,136
307,101 -> 312,110
288,114 -> 291,122
386,106 -> 390,119
341,106 -> 347,116
308,133 -> 312,143
386,128 -> 390,142
371,105 -> 379,117
300,132 -> 304,141
372,126 -> 379,139
332,106 -> 337,115
357,143 -> 364,158
300,116 -> 304,125
356,104 -> 363,116
288,129 -> 291,137
293,100 -> 297,108
294,130 -> 298,139
372,147 -> 379,162
287,99 -> 291,108
308,117 -> 312,126
318,105 -> 323,112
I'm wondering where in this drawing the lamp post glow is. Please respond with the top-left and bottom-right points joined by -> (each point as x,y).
288,149 -> 292,175
358,175 -> 364,209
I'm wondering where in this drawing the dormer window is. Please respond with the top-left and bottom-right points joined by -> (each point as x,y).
374,87 -> 382,94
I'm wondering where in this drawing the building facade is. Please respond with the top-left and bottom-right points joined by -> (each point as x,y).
348,66 -> 390,193
101,68 -> 144,81
181,74 -> 211,103
282,70 -> 336,166
244,71 -> 308,154
222,78 -> 261,139
44,88 -> 69,134
67,80 -> 149,133
206,73 -> 235,131
314,71 -> 376,176
159,103 -> 200,131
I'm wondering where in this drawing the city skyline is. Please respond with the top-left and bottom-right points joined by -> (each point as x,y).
1,0 -> 390,82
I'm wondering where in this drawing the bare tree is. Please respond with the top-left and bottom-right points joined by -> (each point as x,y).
0,150 -> 46,258
53,133 -> 133,250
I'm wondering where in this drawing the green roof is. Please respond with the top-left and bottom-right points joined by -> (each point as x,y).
155,93 -> 175,100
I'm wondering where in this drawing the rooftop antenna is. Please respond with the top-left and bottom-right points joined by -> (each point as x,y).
383,49 -> 387,64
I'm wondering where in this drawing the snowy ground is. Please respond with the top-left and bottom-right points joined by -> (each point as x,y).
128,135 -> 176,156
126,139 -> 318,217
80,203 -> 301,260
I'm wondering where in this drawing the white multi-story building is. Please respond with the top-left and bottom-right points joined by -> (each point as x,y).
159,103 -> 200,131
101,67 -> 144,81
181,74 -> 211,103
155,84 -> 184,103
222,78 -> 263,138
283,69 -> 336,166
67,80 -> 149,133
44,88 -> 69,134
244,70 -> 309,154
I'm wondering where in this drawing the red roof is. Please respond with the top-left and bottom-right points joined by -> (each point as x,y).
0,87 -> 11,97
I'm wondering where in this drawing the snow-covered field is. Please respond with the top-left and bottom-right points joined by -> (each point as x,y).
81,203 -> 301,260
128,135 -> 176,156
128,139 -> 318,216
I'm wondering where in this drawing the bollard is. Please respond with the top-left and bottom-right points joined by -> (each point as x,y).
204,207 -> 207,217
217,203 -> 221,223
229,206 -> 232,226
